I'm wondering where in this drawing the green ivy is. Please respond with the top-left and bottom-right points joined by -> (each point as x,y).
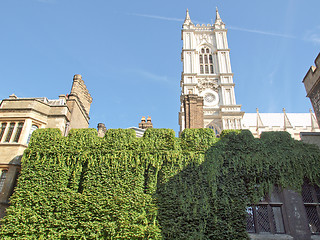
1,128 -> 320,239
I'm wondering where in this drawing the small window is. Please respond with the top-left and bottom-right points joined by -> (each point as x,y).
204,55 -> 208,64
210,65 -> 214,74
13,122 -> 24,143
302,183 -> 320,233
206,48 -> 209,53
0,170 -> 7,192
199,55 -> 203,64
4,123 -> 15,142
209,55 -> 213,64
205,65 -> 209,74
201,48 -> 205,53
246,186 -> 285,234
0,123 -> 7,142
200,65 -> 204,74
27,125 -> 39,144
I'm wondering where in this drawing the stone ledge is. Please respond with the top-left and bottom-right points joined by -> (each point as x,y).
249,234 -> 293,240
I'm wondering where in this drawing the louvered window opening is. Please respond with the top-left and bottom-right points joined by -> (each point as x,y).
199,48 -> 214,74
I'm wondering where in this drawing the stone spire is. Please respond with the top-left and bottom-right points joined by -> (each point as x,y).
256,108 -> 264,131
310,108 -> 318,131
183,9 -> 193,25
283,108 -> 292,130
214,7 -> 225,28
215,7 -> 221,21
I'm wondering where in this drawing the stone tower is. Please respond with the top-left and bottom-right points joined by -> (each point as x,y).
179,9 -> 244,135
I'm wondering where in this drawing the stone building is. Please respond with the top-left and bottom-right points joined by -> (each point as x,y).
303,53 -> 320,126
179,9 -> 319,140
0,74 -> 92,217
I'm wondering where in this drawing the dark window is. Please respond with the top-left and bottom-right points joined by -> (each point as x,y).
209,55 -> 213,64
302,183 -> 320,233
13,122 -> 24,143
199,55 -> 203,64
4,123 -> 15,142
201,48 -> 205,53
0,123 -> 7,141
0,170 -> 7,192
200,65 -> 204,74
246,186 -> 285,234
206,48 -> 209,53
205,65 -> 209,74
204,55 -> 208,64
210,65 -> 214,74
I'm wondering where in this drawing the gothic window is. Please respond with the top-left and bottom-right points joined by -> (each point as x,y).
27,125 -> 39,144
246,186 -> 285,234
200,65 -> 204,74
4,123 -> 15,142
208,125 -> 219,136
0,170 -> 7,192
13,122 -> 24,143
302,182 -> 320,233
199,47 -> 214,74
0,123 -> 7,142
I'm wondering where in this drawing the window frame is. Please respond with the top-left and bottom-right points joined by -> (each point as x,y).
199,47 -> 215,75
302,182 -> 320,234
246,187 -> 287,234
0,169 -> 8,193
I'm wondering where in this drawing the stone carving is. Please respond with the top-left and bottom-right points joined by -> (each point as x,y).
195,34 -> 213,45
197,78 -> 218,93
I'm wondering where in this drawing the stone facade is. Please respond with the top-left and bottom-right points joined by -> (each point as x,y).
303,53 -> 320,126
0,74 -> 92,217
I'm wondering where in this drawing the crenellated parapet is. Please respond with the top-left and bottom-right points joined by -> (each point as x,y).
303,53 -> 320,126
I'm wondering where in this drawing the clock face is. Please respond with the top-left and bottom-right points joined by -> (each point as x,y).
204,93 -> 215,103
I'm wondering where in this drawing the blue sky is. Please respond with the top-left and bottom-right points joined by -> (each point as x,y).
1,0 -> 320,135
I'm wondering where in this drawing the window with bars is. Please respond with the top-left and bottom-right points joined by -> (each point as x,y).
0,123 -> 7,142
199,47 -> 214,74
13,122 -> 24,143
0,170 -> 7,192
302,182 -> 320,234
4,123 -> 15,142
246,186 -> 286,234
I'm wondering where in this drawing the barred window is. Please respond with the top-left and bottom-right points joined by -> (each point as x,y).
199,47 -> 214,74
302,182 -> 320,233
0,170 -> 7,192
0,123 -> 7,142
13,122 -> 24,143
246,186 -> 285,234
4,123 -> 15,142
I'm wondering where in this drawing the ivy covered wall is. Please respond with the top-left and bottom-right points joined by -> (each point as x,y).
1,128 -> 320,239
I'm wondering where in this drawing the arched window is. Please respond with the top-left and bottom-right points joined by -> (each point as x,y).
199,47 -> 214,74
27,125 -> 39,144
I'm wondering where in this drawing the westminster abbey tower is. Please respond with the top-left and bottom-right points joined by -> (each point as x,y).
179,9 -> 244,135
